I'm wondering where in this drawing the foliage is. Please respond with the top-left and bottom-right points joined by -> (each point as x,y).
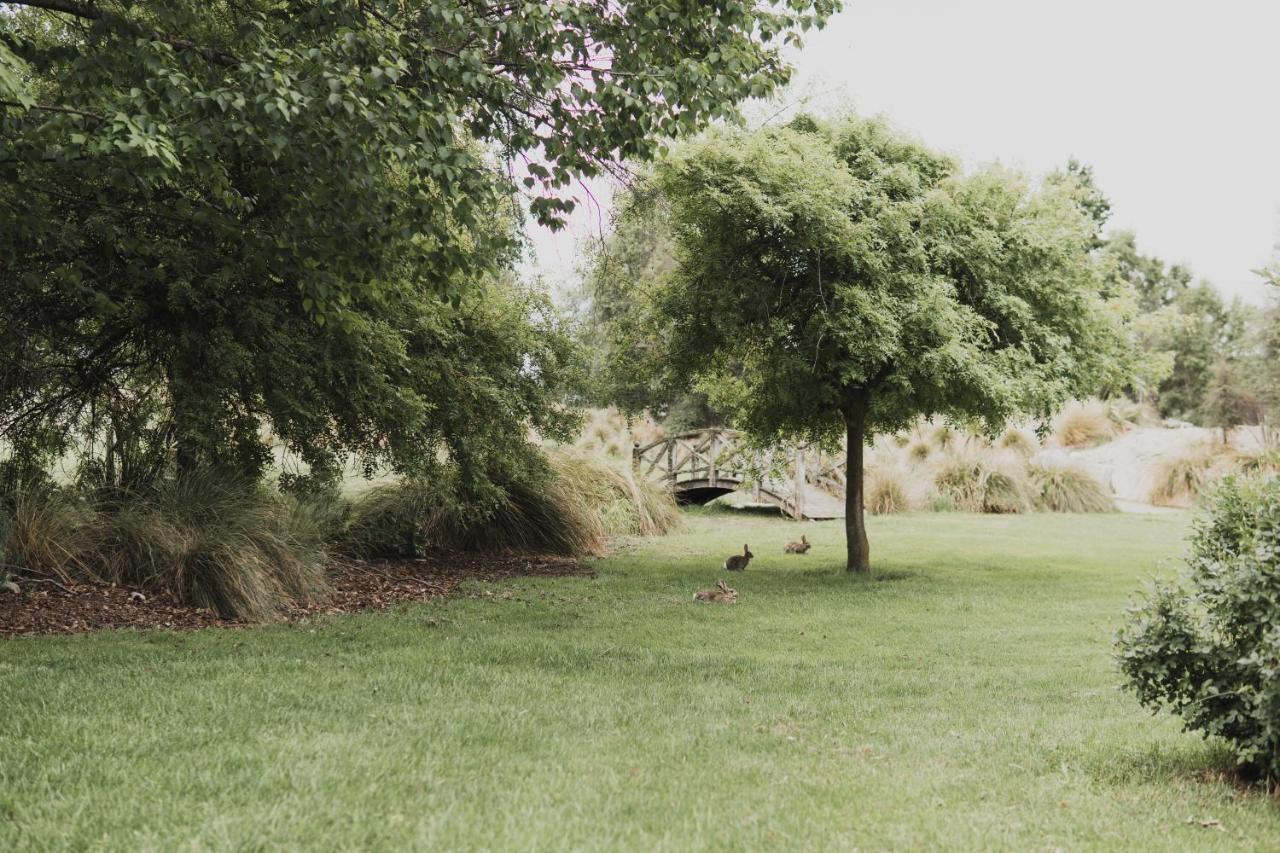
1099,232 -> 1255,420
1117,475 -> 1280,782
1,0 -> 835,488
0,473 -> 330,619
1201,359 -> 1260,442
1028,464 -> 1115,513
629,114 -> 1129,568
934,452 -> 1034,515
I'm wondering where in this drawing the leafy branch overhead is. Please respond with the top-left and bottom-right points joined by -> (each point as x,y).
1,0 -> 838,315
0,1 -> 835,491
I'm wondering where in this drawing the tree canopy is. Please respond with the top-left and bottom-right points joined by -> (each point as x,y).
1,1 -> 837,494
631,115 -> 1130,570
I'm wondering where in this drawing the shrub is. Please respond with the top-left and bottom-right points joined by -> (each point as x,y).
865,467 -> 909,515
1116,475 -> 1280,783
1053,399 -> 1117,448
1028,464 -> 1115,513
934,452 -> 1034,514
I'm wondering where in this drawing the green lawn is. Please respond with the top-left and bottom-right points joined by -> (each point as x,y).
3,511 -> 1278,850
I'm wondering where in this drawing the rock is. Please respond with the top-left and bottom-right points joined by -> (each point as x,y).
2,580 -> 20,595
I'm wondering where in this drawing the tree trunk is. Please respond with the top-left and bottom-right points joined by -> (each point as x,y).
844,394 -> 870,573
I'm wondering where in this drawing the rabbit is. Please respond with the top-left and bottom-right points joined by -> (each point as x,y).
693,579 -> 737,603
784,534 -> 811,554
723,544 -> 753,571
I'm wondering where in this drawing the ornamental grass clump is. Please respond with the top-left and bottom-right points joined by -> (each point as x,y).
933,451 -> 1034,514
1028,464 -> 1115,513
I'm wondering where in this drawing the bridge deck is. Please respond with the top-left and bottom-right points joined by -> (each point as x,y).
633,429 -> 847,521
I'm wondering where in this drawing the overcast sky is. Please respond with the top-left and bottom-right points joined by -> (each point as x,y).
527,0 -> 1280,304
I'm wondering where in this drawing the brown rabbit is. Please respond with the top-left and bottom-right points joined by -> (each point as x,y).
784,534 -> 811,554
723,544 -> 753,571
693,579 -> 737,603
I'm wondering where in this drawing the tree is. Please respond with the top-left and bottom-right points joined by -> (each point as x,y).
1098,232 -> 1253,420
1,1 -> 837,486
573,183 -> 723,431
1047,158 -> 1111,248
1201,359 -> 1260,444
639,115 -> 1129,571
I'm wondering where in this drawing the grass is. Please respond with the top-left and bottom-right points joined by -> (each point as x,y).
1030,464 -> 1117,513
1053,399 -> 1118,448
4,512 -> 1280,849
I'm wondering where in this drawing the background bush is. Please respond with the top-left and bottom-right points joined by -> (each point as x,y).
1116,474 -> 1280,783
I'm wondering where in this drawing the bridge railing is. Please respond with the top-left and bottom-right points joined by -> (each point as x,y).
633,429 -> 847,519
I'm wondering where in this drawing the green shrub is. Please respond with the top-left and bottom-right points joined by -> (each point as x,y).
1029,465 -> 1115,513
934,452 -> 1034,514
1116,475 -> 1280,783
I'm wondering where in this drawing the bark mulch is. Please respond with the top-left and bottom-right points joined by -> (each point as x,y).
0,549 -> 591,637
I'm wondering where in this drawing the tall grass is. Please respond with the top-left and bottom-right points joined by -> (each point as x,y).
343,452 -> 680,559
1052,400 -> 1117,448
865,467 -> 910,515
934,451 -> 1034,514
998,429 -> 1038,456
0,473 -> 331,620
1028,465 -> 1115,513
1146,443 -> 1253,508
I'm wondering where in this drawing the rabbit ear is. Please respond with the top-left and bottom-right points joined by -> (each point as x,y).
717,579 -> 728,591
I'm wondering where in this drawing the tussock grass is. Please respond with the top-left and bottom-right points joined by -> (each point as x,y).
998,428 -> 1038,456
1052,399 -> 1117,448
0,488 -> 95,581
906,440 -> 931,462
1028,464 -> 1115,513
1149,443 -> 1231,507
865,467 -> 910,515
344,452 -> 680,559
1,474 -> 331,620
934,451 -> 1034,514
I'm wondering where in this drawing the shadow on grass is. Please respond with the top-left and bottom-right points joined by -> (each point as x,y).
1084,739 -> 1264,793
682,502 -> 789,518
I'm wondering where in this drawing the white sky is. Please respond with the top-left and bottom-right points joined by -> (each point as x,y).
527,0 -> 1280,305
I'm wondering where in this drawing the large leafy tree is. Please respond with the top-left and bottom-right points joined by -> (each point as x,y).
0,1 -> 836,485
1098,232 -> 1254,420
639,115 -> 1129,572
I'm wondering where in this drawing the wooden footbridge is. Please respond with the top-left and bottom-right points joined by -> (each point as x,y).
632,429 -> 847,520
